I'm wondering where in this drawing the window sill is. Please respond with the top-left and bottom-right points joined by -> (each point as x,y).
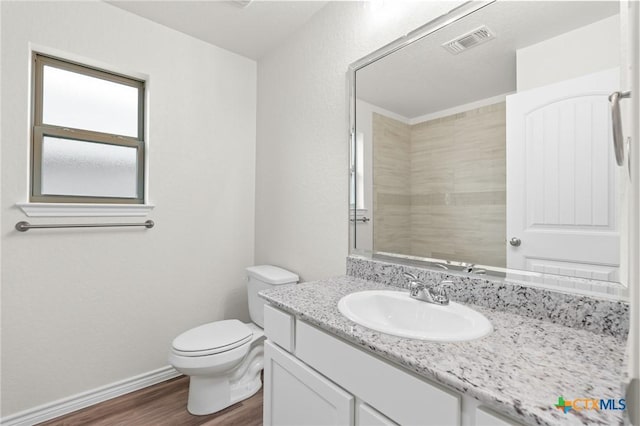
16,203 -> 155,217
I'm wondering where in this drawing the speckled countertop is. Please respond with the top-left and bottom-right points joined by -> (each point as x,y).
260,276 -> 628,426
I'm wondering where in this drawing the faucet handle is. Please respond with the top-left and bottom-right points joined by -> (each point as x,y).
403,272 -> 419,281
433,280 -> 454,295
404,272 -> 423,296
435,280 -> 454,290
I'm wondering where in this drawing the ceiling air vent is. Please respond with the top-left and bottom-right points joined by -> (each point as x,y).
442,26 -> 495,55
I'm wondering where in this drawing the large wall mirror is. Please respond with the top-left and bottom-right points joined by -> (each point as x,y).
349,1 -> 631,298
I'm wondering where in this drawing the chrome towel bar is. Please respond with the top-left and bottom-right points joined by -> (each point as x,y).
15,220 -> 154,232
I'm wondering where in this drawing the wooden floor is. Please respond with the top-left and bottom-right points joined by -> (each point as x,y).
39,376 -> 263,426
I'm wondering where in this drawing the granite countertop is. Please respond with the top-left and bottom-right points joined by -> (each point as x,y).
260,275 -> 628,426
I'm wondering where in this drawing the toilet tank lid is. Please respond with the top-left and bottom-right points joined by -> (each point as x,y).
246,265 -> 299,284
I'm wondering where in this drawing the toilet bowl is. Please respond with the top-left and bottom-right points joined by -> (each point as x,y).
169,265 -> 298,415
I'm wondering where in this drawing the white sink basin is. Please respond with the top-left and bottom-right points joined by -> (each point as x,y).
338,290 -> 492,342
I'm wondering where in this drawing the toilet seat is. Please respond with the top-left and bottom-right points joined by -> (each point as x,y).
171,320 -> 253,357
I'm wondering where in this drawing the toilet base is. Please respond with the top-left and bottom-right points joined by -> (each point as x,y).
186,370 -> 262,415
187,376 -> 230,415
186,344 -> 264,416
230,373 -> 262,407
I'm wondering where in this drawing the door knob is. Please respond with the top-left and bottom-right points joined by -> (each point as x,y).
509,237 -> 521,247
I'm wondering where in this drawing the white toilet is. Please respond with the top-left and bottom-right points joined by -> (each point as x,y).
168,265 -> 299,415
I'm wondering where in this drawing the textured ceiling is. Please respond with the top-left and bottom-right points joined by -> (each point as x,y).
108,1 -> 328,60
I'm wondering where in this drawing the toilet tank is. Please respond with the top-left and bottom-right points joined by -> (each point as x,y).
246,265 -> 299,328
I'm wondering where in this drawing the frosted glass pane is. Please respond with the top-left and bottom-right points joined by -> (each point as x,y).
41,136 -> 139,198
43,66 -> 139,137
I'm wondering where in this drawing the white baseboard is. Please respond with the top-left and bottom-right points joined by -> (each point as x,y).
1,366 -> 181,426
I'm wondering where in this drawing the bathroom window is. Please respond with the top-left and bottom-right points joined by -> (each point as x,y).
350,132 -> 365,210
31,54 -> 145,204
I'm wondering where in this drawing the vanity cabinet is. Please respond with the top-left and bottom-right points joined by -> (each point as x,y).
264,341 -> 354,426
263,305 -> 522,426
475,407 -> 520,426
295,320 -> 460,425
357,402 -> 398,426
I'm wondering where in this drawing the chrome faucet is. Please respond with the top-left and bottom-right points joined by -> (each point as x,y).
460,263 -> 486,275
403,272 -> 452,305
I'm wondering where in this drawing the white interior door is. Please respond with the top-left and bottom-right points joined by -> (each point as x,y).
506,68 -> 620,281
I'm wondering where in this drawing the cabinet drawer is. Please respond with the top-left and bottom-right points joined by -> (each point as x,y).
264,304 -> 295,352
476,407 -> 522,426
357,402 -> 398,426
296,321 -> 460,426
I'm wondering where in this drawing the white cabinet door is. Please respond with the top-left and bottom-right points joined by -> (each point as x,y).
264,340 -> 354,426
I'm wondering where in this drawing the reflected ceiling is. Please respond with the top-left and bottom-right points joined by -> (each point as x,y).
356,1 -> 618,119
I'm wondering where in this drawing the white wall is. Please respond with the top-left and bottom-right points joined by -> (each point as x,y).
1,1 -> 256,416
516,15 -> 620,91
255,1 -> 463,282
